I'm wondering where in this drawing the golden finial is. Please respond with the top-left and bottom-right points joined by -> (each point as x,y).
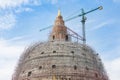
58,9 -> 61,16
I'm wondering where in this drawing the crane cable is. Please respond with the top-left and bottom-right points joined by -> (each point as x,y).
65,9 -> 82,20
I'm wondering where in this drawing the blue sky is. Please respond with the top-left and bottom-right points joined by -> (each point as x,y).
0,0 -> 120,80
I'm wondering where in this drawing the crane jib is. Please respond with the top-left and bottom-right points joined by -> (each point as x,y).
83,7 -> 100,15
65,6 -> 101,22
40,6 -> 103,31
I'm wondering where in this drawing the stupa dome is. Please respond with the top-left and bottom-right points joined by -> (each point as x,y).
12,10 -> 109,80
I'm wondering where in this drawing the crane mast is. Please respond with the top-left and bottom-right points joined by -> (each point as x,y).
81,9 -> 86,44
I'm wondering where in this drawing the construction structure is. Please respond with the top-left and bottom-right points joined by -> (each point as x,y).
12,7 -> 109,80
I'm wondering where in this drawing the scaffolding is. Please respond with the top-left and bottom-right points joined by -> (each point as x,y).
12,41 -> 109,80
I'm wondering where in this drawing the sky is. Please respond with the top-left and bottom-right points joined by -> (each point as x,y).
0,0 -> 120,80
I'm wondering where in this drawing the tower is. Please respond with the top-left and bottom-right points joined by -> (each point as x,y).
12,10 -> 109,80
50,10 -> 69,41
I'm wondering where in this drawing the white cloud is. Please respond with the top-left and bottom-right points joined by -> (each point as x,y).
0,0 -> 28,9
0,14 -> 16,29
0,0 -> 41,9
50,0 -> 58,4
113,0 -> 120,3
104,57 -> 120,80
90,20 -> 114,31
0,38 -> 26,80
0,0 -> 35,30
15,7 -> 33,13
97,40 -> 120,80
0,0 -> 58,30
0,39 -> 24,57
0,13 -> 16,30
0,0 -> 58,9
0,58 -> 18,80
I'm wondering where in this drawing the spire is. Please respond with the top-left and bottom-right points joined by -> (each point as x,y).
58,9 -> 61,16
49,10 -> 70,41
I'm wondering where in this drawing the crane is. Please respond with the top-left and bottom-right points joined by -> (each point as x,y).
40,6 -> 103,44
65,6 -> 103,44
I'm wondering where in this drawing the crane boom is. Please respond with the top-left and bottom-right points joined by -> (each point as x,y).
40,25 -> 53,31
65,6 -> 103,22
40,6 -> 103,32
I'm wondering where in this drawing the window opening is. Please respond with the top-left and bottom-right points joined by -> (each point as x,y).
41,52 -> 44,54
53,51 -> 56,53
66,35 -> 68,41
71,51 -> 74,53
53,35 -> 55,40
74,65 -> 77,70
95,73 -> 98,78
39,66 -> 42,69
28,71 -> 32,77
52,65 -> 56,68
